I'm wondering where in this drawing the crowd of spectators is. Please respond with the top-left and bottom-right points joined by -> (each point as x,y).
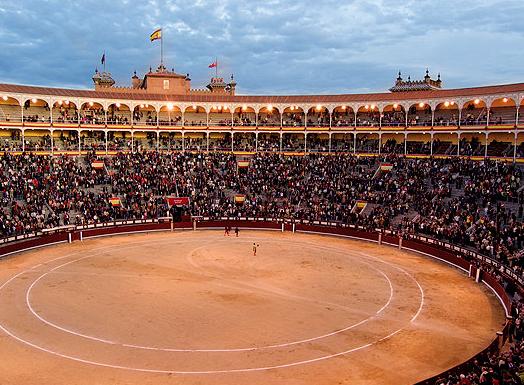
2,153 -> 522,267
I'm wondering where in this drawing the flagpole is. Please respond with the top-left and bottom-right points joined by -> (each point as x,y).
161,28 -> 164,67
103,50 -> 106,72
215,57 -> 218,78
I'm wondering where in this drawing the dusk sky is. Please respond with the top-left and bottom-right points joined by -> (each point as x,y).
0,0 -> 522,95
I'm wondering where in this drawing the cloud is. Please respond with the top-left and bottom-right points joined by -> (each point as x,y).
0,0 -> 522,94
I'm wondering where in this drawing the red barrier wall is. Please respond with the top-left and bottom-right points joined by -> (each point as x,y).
197,219 -> 281,230
295,223 -> 380,242
402,238 -> 472,271
78,222 -> 174,239
0,232 -> 68,258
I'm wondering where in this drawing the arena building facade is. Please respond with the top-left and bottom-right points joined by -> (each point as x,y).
0,66 -> 524,159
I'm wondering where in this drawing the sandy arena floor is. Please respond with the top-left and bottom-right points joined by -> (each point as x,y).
0,230 -> 505,385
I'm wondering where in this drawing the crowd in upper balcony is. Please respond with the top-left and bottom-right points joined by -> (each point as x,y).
0,100 -> 523,130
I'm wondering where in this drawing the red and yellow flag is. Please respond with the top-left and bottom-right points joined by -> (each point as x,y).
91,160 -> 104,169
109,197 -> 121,207
234,194 -> 246,204
380,163 -> 394,172
150,28 -> 162,42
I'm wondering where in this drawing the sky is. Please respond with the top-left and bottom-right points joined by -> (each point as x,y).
0,0 -> 523,95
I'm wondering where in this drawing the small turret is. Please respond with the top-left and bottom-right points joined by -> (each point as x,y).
206,77 -> 227,93
131,71 -> 141,88
227,74 -> 237,95
424,68 -> 431,82
92,68 -> 115,89
389,69 -> 443,92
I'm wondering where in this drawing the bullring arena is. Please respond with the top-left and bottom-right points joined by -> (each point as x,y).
0,224 -> 508,385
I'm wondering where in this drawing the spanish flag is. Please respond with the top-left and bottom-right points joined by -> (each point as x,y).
234,194 -> 246,204
150,28 -> 162,42
379,163 -> 394,172
109,197 -> 121,207
91,160 -> 104,169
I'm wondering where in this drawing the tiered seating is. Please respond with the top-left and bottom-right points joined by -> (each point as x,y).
23,106 -> 50,122
132,132 -> 156,151
107,112 -> 131,125
405,140 -> 430,154
257,115 -> 280,126
181,112 -> 204,126
208,113 -> 231,126
306,113 -> 329,127
0,104 -> 22,122
306,135 -> 329,152
233,112 -> 256,126
461,108 -> 487,126
356,138 -> 379,153
381,111 -> 405,127
487,140 -> 512,156
432,140 -> 452,154
490,107 -> 517,125
331,135 -> 353,152
53,132 -> 79,151
257,134 -> 280,152
282,134 -> 305,151
24,134 -> 52,150
282,112 -> 303,127
80,111 -> 105,125
80,132 -> 105,151
381,139 -> 404,154
132,110 -> 157,125
53,107 -> 78,123
407,109 -> 431,126
356,112 -> 379,127
332,112 -> 354,127
185,137 -> 206,151
233,134 -> 256,151
158,134 -> 183,150
208,134 -> 232,150
433,109 -> 458,126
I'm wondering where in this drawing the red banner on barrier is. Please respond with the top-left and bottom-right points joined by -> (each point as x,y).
166,197 -> 190,206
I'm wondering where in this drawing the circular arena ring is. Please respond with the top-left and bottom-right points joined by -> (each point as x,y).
0,219 -> 513,385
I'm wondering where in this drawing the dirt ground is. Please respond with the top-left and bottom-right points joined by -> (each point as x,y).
0,230 -> 505,385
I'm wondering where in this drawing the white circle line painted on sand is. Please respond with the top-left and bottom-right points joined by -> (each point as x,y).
350,249 -> 425,323
24,238 -> 399,352
0,231 -> 425,373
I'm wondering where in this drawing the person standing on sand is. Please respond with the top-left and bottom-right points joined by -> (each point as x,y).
224,226 -> 230,236
253,243 -> 259,256
235,227 -> 239,237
